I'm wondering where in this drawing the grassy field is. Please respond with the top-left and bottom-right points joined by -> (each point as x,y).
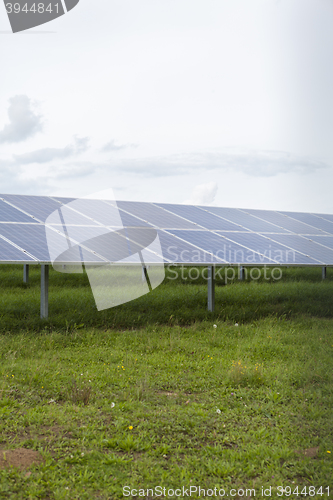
0,265 -> 332,499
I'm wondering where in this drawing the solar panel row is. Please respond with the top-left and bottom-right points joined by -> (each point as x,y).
1,194 -> 333,265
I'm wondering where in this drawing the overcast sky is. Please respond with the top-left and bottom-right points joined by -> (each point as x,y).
1,0 -> 333,213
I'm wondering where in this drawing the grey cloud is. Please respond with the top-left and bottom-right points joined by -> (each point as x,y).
49,162 -> 95,179
101,139 -> 138,152
29,148 -> 329,186
0,95 -> 43,144
13,136 -> 89,164
101,149 -> 330,177
0,160 -> 50,195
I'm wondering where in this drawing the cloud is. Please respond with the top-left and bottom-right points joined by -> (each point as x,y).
183,182 -> 218,205
13,136 -> 89,164
101,139 -> 138,152
47,162 -> 95,179
99,148 -> 330,177
0,95 -> 43,144
0,159 -> 52,195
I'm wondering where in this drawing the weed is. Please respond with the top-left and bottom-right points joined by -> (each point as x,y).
67,378 -> 92,406
229,360 -> 265,387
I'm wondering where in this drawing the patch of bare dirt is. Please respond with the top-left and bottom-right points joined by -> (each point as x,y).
296,446 -> 319,458
0,448 -> 43,470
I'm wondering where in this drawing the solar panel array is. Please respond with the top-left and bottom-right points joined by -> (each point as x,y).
1,193 -> 333,266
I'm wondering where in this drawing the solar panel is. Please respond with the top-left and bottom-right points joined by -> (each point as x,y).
245,208 -> 328,235
214,231 -> 320,265
157,230 -> 225,263
1,194 -> 62,222
0,235 -> 36,262
48,225 -> 164,263
58,198 -> 124,227
156,203 -> 245,231
2,194 -> 333,319
279,211 -> 333,235
52,198 -> 152,228
0,224 -> 47,260
1,194 -> 333,266
0,199 -> 35,223
201,206 -> 290,233
166,230 -> 275,264
309,235 -> 333,251
311,213 -> 333,225
116,201 -> 199,229
51,203 -> 102,226
50,228 -> 160,264
52,196 -> 76,204
262,234 -> 333,264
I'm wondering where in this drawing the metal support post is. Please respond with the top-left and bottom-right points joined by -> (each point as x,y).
207,265 -> 215,312
322,266 -> 327,280
40,264 -> 49,319
23,264 -> 29,283
238,265 -> 244,281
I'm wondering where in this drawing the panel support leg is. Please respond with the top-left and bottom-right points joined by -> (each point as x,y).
207,265 -> 215,312
40,264 -> 49,319
142,265 -> 150,282
23,264 -> 29,283
238,265 -> 244,281
322,266 -> 327,280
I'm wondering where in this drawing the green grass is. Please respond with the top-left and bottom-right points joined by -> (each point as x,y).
0,265 -> 332,499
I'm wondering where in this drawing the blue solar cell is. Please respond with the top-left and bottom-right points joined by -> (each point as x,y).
47,205 -> 102,227
49,225 -> 163,263
119,210 -> 152,228
0,199 -> 35,223
59,199 -> 124,226
0,224 -> 52,261
0,224 -> 106,263
262,234 -> 333,264
0,236 -> 35,262
52,197 -> 76,204
201,206 -> 290,233
117,201 -> 198,229
309,236 -> 333,251
52,199 -> 148,228
1,195 -> 62,222
157,230 -> 224,263
245,209 -> 326,234
51,225 -> 110,242
279,211 -> 333,235
167,230 -> 274,264
215,232 -> 320,265
312,213 -> 333,224
156,203 -> 243,231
